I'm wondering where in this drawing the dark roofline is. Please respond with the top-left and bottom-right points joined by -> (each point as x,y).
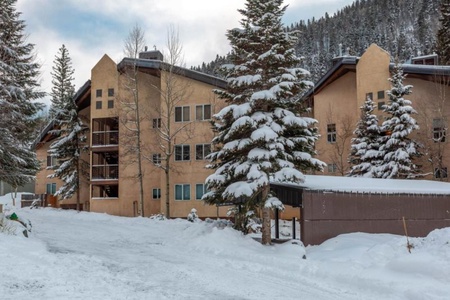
304,56 -> 358,98
391,63 -> 450,76
32,120 -> 55,149
117,58 -> 227,89
74,80 -> 91,107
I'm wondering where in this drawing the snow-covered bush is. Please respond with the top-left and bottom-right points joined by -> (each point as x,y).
0,214 -> 16,235
149,214 -> 167,221
204,218 -> 233,229
187,208 -> 199,223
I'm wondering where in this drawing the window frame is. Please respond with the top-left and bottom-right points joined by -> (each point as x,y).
175,106 -> 190,122
152,188 -> 161,199
327,163 -> 337,173
195,183 -> 207,200
175,145 -> 190,161
107,100 -> 114,109
434,167 -> 448,179
152,153 -> 162,165
377,90 -> 385,99
366,92 -> 373,100
46,183 -> 56,195
152,118 -> 161,129
175,184 -> 191,201
433,118 -> 447,143
378,101 -> 385,111
195,144 -> 211,160
96,89 -> 102,98
108,88 -> 114,97
327,124 -> 337,143
96,100 -> 102,109
195,104 -> 212,121
46,156 -> 57,167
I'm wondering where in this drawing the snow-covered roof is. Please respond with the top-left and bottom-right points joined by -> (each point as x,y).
277,175 -> 450,195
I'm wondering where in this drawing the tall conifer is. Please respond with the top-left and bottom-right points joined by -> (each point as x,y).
0,0 -> 43,187
377,63 -> 421,179
47,45 -> 86,210
204,0 -> 324,244
437,0 -> 450,65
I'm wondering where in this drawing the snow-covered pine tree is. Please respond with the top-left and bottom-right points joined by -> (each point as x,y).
348,96 -> 383,177
204,0 -> 324,244
437,0 -> 450,65
0,0 -> 43,188
377,63 -> 421,179
47,45 -> 87,211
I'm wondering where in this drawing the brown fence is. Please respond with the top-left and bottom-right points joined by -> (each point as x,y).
301,191 -> 450,245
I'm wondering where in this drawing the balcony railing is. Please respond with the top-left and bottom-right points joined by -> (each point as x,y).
92,165 -> 119,180
92,131 -> 119,146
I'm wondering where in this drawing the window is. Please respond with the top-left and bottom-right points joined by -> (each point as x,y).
434,167 -> 448,179
107,100 -> 114,109
175,184 -> 190,200
366,92 -> 373,100
152,188 -> 161,199
46,183 -> 56,195
196,144 -> 211,160
175,145 -> 190,161
377,90 -> 385,99
96,89 -> 102,97
46,156 -> 57,167
196,104 -> 211,121
152,153 -> 161,165
96,101 -> 102,109
378,101 -> 385,111
108,88 -> 114,97
196,184 -> 207,200
175,106 -> 190,122
327,124 -> 336,143
327,163 -> 337,173
433,118 -> 447,142
152,118 -> 161,128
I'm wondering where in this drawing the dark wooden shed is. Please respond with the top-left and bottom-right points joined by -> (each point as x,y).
271,176 -> 450,245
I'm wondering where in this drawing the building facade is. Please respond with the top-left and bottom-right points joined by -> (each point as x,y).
35,51 -> 234,218
309,44 -> 450,180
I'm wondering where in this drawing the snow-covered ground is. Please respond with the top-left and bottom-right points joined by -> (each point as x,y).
1,201 -> 450,299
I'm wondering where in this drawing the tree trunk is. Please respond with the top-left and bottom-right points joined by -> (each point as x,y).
261,185 -> 271,245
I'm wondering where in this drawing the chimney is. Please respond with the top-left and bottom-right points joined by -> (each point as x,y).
139,49 -> 164,61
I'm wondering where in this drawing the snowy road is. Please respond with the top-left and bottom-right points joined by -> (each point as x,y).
1,209 -> 449,299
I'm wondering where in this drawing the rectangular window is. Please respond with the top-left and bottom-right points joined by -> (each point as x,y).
46,156 -> 57,167
152,118 -> 161,128
108,88 -> 114,97
175,106 -> 190,122
196,184 -> 207,200
175,145 -> 190,161
152,188 -> 161,199
152,153 -> 161,165
96,89 -> 102,98
327,124 -> 336,143
46,183 -> 56,195
378,101 -> 385,111
433,118 -> 447,142
366,92 -> 373,100
175,184 -> 190,200
434,167 -> 448,179
96,101 -> 102,109
377,90 -> 385,99
107,100 -> 114,109
196,104 -> 212,121
195,144 -> 211,160
327,163 -> 337,173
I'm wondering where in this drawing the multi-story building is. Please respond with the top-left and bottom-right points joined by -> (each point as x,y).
35,50 -> 233,218
35,44 -> 450,219
308,44 -> 450,180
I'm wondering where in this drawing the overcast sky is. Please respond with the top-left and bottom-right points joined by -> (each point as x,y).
16,0 -> 354,106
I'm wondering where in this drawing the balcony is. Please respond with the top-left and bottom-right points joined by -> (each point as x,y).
92,164 -> 119,181
92,131 -> 118,146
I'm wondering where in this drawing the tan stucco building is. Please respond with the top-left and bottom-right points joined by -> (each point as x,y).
35,44 -> 449,219
35,50 -> 234,218
309,44 -> 450,180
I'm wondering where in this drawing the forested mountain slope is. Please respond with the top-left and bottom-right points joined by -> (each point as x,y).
193,0 -> 442,82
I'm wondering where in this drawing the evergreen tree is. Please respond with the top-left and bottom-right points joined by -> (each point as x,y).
204,0 -> 324,244
0,0 -> 43,188
377,63 -> 421,179
348,96 -> 383,177
47,45 -> 86,210
437,0 -> 450,65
